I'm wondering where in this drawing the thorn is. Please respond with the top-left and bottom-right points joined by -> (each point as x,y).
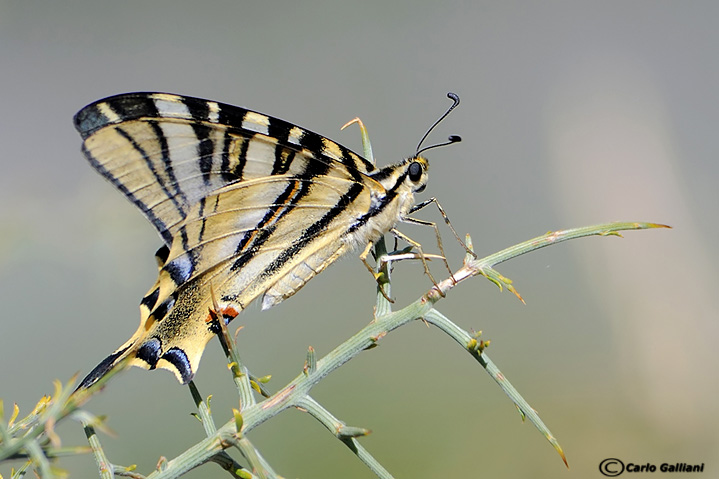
305,346 -> 317,374
554,440 -> 569,468
156,457 -> 168,472
464,234 -> 475,264
341,117 -> 362,131
507,284 -> 526,304
249,380 -> 262,394
370,331 -> 387,343
8,403 -> 19,428
337,425 -> 372,438
465,234 -> 474,252
365,331 -> 387,350
233,325 -> 244,342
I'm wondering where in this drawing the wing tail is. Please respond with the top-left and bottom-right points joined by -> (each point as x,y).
75,340 -> 137,391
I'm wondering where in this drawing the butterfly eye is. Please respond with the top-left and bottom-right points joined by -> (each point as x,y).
408,161 -> 423,182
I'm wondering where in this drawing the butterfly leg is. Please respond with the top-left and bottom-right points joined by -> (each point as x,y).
397,215 -> 454,285
389,227 -> 445,294
409,197 -> 477,260
359,241 -> 394,303
405,197 -> 478,284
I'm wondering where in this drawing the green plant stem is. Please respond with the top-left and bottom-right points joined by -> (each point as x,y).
24,440 -> 53,478
188,382 -> 217,436
1,221 -> 665,478
373,237 -> 394,317
298,396 -> 388,478
215,308 -> 256,409
0,379 -> 76,463
433,222 -> 669,299
139,221 -> 665,477
234,437 -> 279,479
423,308 -> 566,464
208,452 -> 253,478
83,422 -> 114,479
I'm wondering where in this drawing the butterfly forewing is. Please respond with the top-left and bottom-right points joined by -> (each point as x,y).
75,93 -> 377,244
75,92 -> 429,387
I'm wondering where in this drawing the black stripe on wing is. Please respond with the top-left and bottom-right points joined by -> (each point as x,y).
262,182 -> 365,278
75,92 -> 376,174
228,155 -> 332,272
81,140 -> 175,244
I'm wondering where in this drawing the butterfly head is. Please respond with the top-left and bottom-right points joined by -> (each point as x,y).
407,155 -> 429,193
370,155 -> 430,197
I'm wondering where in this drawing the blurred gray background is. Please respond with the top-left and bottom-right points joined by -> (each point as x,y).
1,1 -> 716,478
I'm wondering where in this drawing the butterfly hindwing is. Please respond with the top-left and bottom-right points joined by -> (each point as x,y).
149,171 -> 374,317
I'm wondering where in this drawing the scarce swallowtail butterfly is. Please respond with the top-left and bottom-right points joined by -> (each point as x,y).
74,92 -> 461,389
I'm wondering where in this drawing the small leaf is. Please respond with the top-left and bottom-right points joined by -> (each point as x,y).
306,346 -> 317,374
114,464 -> 138,474
8,403 -> 19,428
31,395 -> 51,416
237,469 -> 253,479
49,465 -> 69,478
232,408 -> 244,435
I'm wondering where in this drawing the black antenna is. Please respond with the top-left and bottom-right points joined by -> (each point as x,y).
415,92 -> 462,156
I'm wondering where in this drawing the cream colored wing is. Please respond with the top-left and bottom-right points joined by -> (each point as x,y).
75,92 -> 431,388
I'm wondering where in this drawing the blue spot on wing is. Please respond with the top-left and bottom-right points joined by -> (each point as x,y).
162,347 -> 194,384
136,338 -> 162,368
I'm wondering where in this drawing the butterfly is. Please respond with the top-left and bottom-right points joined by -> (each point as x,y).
74,92 -> 460,389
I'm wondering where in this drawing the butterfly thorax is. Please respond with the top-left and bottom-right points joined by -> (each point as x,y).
357,155 -> 429,242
